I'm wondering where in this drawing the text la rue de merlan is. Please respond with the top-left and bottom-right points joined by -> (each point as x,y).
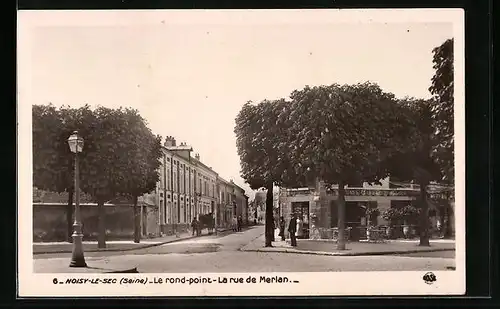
53,275 -> 299,286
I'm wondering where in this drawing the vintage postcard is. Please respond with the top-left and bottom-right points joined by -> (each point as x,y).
17,9 -> 465,297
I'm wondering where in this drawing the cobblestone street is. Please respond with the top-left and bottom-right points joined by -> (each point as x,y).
34,225 -> 455,273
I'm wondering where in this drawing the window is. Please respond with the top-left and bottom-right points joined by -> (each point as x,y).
183,169 -> 187,194
180,168 -> 184,193
173,170 -> 178,192
167,167 -> 171,190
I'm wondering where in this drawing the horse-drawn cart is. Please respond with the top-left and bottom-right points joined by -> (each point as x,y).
198,213 -> 215,234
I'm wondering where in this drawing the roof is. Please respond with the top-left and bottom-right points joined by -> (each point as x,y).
217,176 -> 232,186
191,156 -> 218,175
164,145 -> 193,151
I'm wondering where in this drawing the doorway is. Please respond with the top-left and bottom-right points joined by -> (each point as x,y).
330,201 -> 367,241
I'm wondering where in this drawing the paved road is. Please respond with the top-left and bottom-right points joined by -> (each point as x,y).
34,226 -> 455,273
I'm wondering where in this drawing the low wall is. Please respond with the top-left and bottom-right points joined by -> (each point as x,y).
33,203 -> 159,242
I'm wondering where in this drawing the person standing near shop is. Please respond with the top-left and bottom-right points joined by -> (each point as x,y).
190,217 -> 198,236
288,213 -> 297,247
278,216 -> 286,241
296,215 -> 304,239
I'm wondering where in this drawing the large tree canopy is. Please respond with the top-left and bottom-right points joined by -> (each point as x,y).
384,97 -> 442,246
33,104 -> 95,242
287,82 -> 411,249
33,104 -> 66,192
118,108 -> 162,243
288,83 -> 410,184
235,99 -> 297,247
429,38 -> 454,184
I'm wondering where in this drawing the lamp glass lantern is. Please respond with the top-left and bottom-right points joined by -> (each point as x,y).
67,131 -> 84,153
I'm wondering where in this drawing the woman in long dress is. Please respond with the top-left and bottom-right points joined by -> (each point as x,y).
296,216 -> 304,239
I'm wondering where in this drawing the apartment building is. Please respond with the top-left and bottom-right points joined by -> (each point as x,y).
149,136 -> 249,235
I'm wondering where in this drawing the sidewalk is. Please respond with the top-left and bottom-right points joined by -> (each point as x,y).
33,228 -> 234,255
34,256 -> 140,273
240,231 -> 455,256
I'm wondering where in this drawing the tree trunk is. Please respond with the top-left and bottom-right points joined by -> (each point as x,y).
265,184 -> 274,247
97,200 -> 106,248
444,204 -> 452,238
337,180 -> 346,250
418,183 -> 430,246
66,188 -> 74,243
133,195 -> 140,243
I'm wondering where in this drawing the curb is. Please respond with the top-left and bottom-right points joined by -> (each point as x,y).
105,267 -> 139,273
237,231 -> 266,251
240,247 -> 455,257
33,227 -> 247,255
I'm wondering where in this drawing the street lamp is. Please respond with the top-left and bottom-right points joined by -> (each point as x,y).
67,131 -> 87,267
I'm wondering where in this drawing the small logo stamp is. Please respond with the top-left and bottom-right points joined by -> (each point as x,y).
422,272 -> 437,285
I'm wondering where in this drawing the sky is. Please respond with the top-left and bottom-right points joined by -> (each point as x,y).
19,10 -> 454,200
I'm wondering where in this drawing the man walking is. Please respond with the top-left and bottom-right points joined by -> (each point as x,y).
190,217 -> 198,236
288,213 -> 297,247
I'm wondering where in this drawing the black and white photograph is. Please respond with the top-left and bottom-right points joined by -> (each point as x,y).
17,9 -> 465,296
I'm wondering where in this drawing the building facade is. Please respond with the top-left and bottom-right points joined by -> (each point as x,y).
146,136 -> 249,235
217,177 -> 235,228
279,177 -> 455,239
232,181 -> 249,225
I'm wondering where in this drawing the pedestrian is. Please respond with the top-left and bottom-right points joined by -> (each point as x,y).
190,217 -> 198,236
238,216 -> 243,232
436,218 -> 443,238
196,215 -> 202,236
288,213 -> 297,247
279,216 -> 286,241
296,215 -> 304,239
232,216 -> 238,232
271,218 -> 276,241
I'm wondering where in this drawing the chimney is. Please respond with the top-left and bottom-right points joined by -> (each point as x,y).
195,153 -> 200,160
164,136 -> 176,147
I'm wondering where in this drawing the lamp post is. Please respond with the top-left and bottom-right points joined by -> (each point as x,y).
67,131 -> 87,267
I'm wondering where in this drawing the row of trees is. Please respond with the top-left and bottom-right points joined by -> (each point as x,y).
33,105 -> 162,248
234,38 -> 454,249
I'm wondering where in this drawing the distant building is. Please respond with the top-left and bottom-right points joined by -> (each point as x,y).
255,190 -> 266,205
217,176 -> 235,228
232,180 -> 249,225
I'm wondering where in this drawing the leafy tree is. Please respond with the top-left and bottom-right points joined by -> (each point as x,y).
235,99 -> 297,247
429,38 -> 454,184
77,106 -> 155,248
32,104 -> 95,242
118,108 -> 162,243
288,82 -> 410,250
383,98 -> 442,246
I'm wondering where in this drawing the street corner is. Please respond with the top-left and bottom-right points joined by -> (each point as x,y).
239,237 -> 456,257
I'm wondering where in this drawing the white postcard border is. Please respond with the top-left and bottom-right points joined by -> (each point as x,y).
17,8 -> 465,297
